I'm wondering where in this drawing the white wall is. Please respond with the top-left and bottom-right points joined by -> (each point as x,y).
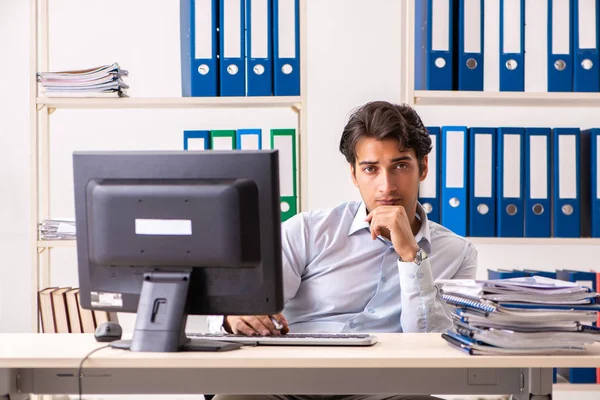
0,0 -> 33,333
2,0 -> 600,334
306,0 -> 403,209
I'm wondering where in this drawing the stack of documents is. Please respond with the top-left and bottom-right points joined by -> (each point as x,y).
39,219 -> 76,240
37,63 -> 128,98
437,276 -> 600,355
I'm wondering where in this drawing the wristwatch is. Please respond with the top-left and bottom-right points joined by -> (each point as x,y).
399,248 -> 428,266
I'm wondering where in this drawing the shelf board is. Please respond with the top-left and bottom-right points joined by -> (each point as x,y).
413,90 -> 600,107
553,383 -> 600,392
37,96 -> 301,110
468,237 -> 600,245
37,240 -> 76,248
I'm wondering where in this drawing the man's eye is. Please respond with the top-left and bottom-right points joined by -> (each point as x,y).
363,166 -> 375,173
396,163 -> 409,170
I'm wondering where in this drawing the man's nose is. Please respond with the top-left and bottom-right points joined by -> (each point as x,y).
378,170 -> 397,193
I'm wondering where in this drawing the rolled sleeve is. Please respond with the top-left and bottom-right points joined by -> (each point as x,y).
398,258 -> 452,333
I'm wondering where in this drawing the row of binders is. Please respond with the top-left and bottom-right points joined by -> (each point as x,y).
486,269 -> 600,384
438,276 -> 600,383
38,287 -> 118,334
415,0 -> 600,92
183,128 -> 297,221
180,0 -> 300,97
37,63 -> 129,98
418,126 -> 600,238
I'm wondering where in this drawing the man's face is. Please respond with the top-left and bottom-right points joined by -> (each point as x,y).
350,137 -> 428,213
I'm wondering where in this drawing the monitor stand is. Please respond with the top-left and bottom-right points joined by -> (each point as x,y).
109,271 -> 242,352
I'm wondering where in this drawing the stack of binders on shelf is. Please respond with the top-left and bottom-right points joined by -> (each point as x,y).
180,0 -> 300,97
183,128 -> 297,221
415,0 -> 600,93
438,276 -> 600,355
418,126 -> 600,238
37,62 -> 129,98
38,287 -> 118,334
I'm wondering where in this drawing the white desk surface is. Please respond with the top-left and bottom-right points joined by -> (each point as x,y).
1,333 -> 600,369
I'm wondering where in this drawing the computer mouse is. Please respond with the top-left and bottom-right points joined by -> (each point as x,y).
94,321 -> 123,342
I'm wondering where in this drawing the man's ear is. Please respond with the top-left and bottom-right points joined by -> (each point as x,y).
350,164 -> 358,187
419,155 -> 429,182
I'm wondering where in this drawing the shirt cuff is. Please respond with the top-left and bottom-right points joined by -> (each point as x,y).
206,315 -> 227,333
397,258 -> 435,293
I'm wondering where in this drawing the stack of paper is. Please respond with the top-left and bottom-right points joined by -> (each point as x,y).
39,219 -> 76,240
37,63 -> 128,98
437,276 -> 600,355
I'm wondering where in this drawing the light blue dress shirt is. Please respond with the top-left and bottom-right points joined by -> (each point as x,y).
208,201 -> 477,334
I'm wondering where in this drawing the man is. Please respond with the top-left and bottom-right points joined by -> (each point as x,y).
209,101 -> 478,400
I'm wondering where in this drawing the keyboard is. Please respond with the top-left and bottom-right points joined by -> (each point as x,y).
187,332 -> 378,346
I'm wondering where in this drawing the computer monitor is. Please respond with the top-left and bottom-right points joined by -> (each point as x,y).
73,150 -> 284,352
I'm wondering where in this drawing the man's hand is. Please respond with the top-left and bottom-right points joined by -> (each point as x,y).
365,205 -> 419,262
224,313 -> 289,336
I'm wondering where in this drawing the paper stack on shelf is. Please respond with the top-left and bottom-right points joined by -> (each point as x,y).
37,62 -> 129,98
38,219 -> 75,240
437,276 -> 600,355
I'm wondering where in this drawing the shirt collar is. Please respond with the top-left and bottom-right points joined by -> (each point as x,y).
348,202 -> 370,236
347,201 -> 432,254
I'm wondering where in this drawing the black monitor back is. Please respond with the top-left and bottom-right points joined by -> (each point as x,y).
73,151 -> 284,317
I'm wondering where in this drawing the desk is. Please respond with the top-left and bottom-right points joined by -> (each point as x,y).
1,333 -> 600,400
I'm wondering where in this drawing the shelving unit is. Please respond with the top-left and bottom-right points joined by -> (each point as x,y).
29,0 -> 308,332
400,0 -> 600,110
399,0 -> 600,247
37,96 -> 302,110
413,90 -> 600,108
36,240 -> 76,249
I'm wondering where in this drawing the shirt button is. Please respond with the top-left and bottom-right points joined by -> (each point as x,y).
367,308 -> 375,314
381,276 -> 387,282
417,273 -> 424,279
409,273 -> 416,279
349,323 -> 357,329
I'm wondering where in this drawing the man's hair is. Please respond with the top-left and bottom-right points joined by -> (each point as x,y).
339,101 -> 432,174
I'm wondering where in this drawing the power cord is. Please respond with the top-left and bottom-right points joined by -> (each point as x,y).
78,345 -> 110,400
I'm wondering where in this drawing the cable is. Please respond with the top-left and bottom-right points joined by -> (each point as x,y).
78,345 -> 110,400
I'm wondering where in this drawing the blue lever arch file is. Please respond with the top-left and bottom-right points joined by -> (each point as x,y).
427,0 -> 456,90
441,126 -> 468,236
548,0 -> 573,92
524,128 -> 551,237
180,0 -> 219,97
236,129 -> 262,150
273,0 -> 300,95
419,127 -> 441,223
184,130 -> 211,150
220,0 -> 246,96
499,0 -> 525,91
497,128 -> 524,237
553,128 -> 581,237
573,0 -> 600,92
469,127 -> 496,237
458,0 -> 484,91
246,0 -> 273,96
590,129 -> 600,237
